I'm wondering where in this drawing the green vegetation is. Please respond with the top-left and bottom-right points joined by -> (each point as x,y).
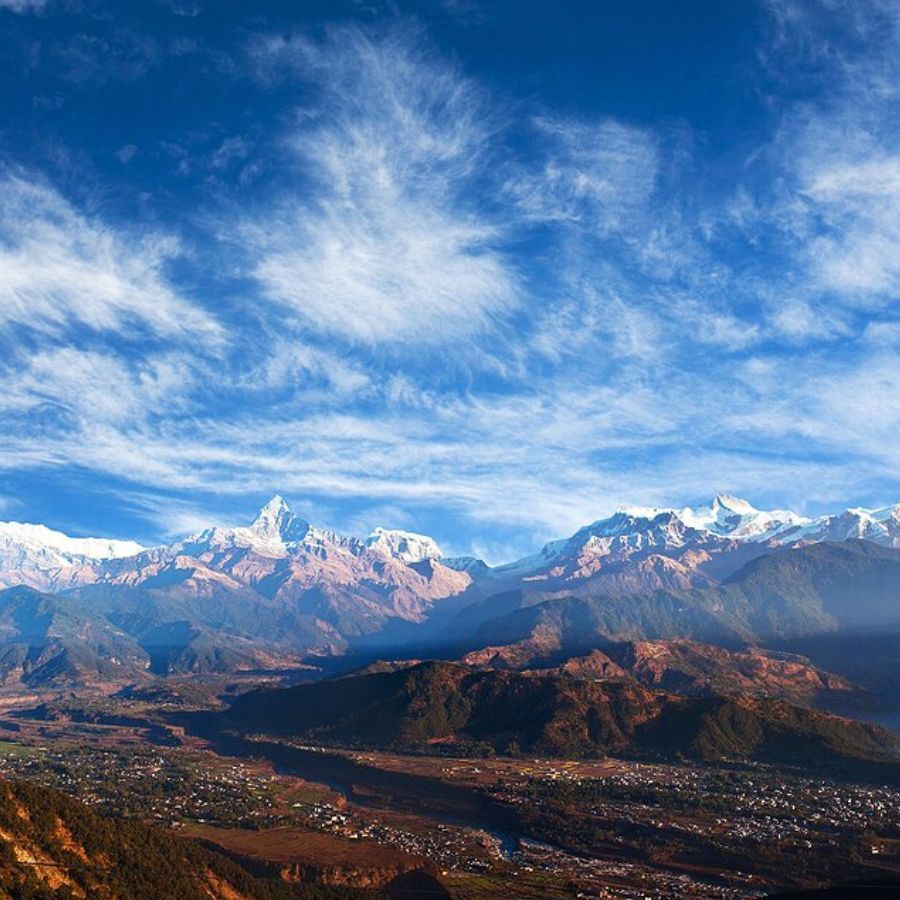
0,779 -> 373,899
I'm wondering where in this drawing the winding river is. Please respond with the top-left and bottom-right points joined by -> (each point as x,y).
182,715 -> 524,857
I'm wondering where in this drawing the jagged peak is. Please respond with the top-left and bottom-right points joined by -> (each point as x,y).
585,507 -> 687,535
365,527 -> 442,564
546,495 -> 810,558
709,493 -> 757,515
253,494 -> 289,519
249,494 -> 310,544
612,506 -> 665,521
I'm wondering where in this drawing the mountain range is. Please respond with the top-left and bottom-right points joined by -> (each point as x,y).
0,493 -> 897,696
4,491 -> 900,602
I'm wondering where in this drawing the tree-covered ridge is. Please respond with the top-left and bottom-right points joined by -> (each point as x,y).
0,779 -> 369,900
223,661 -> 900,780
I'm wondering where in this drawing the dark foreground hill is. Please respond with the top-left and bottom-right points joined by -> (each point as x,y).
223,661 -> 900,780
0,778 -> 366,899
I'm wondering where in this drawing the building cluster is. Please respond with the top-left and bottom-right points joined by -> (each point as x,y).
299,800 -> 497,872
0,744 -> 282,828
0,736 -> 895,900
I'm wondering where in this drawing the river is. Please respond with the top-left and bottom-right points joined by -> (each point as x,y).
183,715 -> 525,857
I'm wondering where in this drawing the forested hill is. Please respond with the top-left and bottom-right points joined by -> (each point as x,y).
223,661 -> 900,780
0,778 -> 368,900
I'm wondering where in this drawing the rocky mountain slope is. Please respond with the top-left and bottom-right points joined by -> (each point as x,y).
0,778 -> 359,899
0,583 -> 330,685
468,494 -> 900,601
5,493 -> 900,616
454,540 -> 900,655
0,521 -> 143,592
42,496 -> 473,638
462,640 -> 856,707
0,495 -> 897,687
0,498 -> 478,683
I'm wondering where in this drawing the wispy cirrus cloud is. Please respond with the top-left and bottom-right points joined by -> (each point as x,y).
0,0 -> 46,12
742,0 -> 900,343
507,115 -> 659,232
802,155 -> 900,297
0,173 -> 221,342
245,25 -> 518,346
3,6 -> 900,561
1,348 -> 199,423
51,31 -> 161,84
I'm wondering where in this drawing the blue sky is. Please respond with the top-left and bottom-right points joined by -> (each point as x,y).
1,0 -> 900,562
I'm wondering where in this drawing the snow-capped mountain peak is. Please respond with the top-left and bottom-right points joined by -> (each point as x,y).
788,503 -> 900,547
520,495 -> 814,575
248,495 -> 310,545
0,520 -> 144,591
678,495 -> 810,541
365,527 -> 442,564
0,521 -> 144,563
569,509 -> 698,551
710,493 -> 756,515
176,495 -> 316,557
3,492 -> 900,605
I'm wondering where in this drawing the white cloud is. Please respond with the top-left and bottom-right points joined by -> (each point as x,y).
246,25 -> 517,345
0,173 -> 221,341
766,297 -> 851,342
0,329 -> 894,550
753,1 -> 900,314
116,144 -> 138,164
802,156 -> 900,296
726,351 -> 900,475
3,13 -> 900,556
808,353 -> 900,461
210,136 -> 249,171
254,205 -> 514,345
1,348 -> 197,424
0,0 -> 46,12
507,115 -> 659,232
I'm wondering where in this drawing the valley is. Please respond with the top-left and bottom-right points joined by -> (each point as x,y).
0,687 -> 896,897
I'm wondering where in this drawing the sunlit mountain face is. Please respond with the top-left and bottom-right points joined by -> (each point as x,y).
1,492 -> 899,681
4,490 -> 900,592
3,3 -> 900,897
